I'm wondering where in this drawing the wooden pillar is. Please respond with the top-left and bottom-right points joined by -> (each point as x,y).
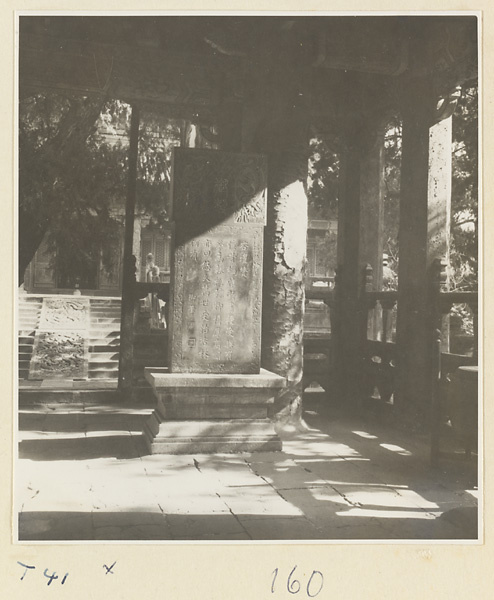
335,121 -> 385,407
395,78 -> 452,426
118,104 -> 140,392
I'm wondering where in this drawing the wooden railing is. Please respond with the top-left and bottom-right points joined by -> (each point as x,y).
134,281 -> 170,302
361,274 -> 399,407
429,259 -> 478,464
303,287 -> 334,392
359,260 -> 478,457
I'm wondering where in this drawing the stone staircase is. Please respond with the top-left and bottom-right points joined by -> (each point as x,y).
18,295 -> 170,387
18,391 -> 155,461
18,295 -> 43,379
88,298 -> 121,380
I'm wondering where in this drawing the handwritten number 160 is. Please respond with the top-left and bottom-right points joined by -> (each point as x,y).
271,567 -> 324,597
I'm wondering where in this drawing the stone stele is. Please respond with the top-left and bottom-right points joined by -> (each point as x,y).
145,149 -> 284,454
169,148 -> 266,374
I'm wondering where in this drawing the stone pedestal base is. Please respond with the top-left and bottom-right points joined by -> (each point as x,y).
143,368 -> 285,454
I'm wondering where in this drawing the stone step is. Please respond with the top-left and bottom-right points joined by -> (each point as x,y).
90,317 -> 121,323
144,418 -> 281,454
19,389 -> 125,405
18,419 -> 152,441
89,370 -> 119,379
90,318 -> 121,324
89,353 -> 119,363
89,342 -> 120,351
18,309 -> 41,316
18,318 -> 40,327
89,344 -> 120,353
18,298 -> 43,305
160,404 -> 270,420
88,360 -> 119,369
88,376 -> 119,382
18,326 -> 39,332
90,330 -> 120,338
89,316 -> 120,322
89,329 -> 120,337
19,343 -> 34,353
89,340 -> 120,348
90,304 -> 121,309
19,335 -> 35,343
88,365 -> 119,374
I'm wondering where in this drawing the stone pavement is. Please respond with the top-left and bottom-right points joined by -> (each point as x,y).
16,392 -> 479,541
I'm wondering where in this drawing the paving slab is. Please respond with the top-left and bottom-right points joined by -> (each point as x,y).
238,516 -> 326,540
167,513 -> 246,539
16,396 -> 479,541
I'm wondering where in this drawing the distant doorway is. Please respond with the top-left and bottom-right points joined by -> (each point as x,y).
140,228 -> 171,283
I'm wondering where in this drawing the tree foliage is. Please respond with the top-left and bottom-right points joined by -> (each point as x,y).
136,112 -> 181,228
19,94 -> 124,285
450,84 -> 478,291
306,136 -> 340,279
19,93 -> 181,287
307,136 -> 339,220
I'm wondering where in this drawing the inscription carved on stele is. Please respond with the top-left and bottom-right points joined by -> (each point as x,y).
170,149 -> 267,374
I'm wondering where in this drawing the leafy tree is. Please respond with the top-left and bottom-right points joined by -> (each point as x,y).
306,136 -> 340,281
307,136 -> 339,219
19,93 -> 108,285
450,84 -> 478,292
19,93 -> 180,287
383,115 -> 402,281
136,111 -> 181,229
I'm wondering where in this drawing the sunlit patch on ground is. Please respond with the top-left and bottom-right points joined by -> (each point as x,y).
16,395 -> 479,541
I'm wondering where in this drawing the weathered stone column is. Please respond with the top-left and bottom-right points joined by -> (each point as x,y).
395,78 -> 452,426
244,65 -> 310,430
262,150 -> 309,428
